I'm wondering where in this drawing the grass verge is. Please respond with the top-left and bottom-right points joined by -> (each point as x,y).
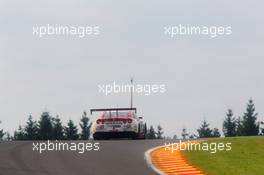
183,136 -> 264,175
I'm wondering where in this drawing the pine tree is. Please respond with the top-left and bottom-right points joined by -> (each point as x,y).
53,115 -> 64,140
212,128 -> 221,137
38,112 -> 53,140
260,121 -> 264,135
25,115 -> 38,140
147,125 -> 156,139
236,117 -> 244,136
197,119 -> 212,138
79,111 -> 92,140
189,134 -> 197,139
0,121 -> 5,141
5,132 -> 12,141
156,125 -> 164,139
144,123 -> 147,137
14,125 -> 26,140
65,120 -> 79,140
223,109 -> 237,137
173,134 -> 177,140
181,127 -> 189,139
242,99 -> 259,136
0,130 -> 4,141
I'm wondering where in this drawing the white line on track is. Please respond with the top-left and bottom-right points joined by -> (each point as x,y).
144,146 -> 166,175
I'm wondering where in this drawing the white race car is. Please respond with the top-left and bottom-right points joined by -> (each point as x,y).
90,108 -> 146,140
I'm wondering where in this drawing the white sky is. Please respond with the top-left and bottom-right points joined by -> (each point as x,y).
0,0 -> 263,137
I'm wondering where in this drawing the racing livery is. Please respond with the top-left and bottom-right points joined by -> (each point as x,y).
91,108 -> 146,140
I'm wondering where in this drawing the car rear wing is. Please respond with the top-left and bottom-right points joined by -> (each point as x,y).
90,108 -> 137,115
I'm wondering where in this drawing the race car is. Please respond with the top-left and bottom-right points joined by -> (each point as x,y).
90,108 -> 146,140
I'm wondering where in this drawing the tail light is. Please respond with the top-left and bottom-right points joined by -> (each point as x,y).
96,119 -> 105,124
96,119 -> 101,124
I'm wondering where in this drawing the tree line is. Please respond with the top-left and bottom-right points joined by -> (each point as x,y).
0,98 -> 263,141
0,110 -> 164,141
222,99 -> 263,137
145,125 -> 164,139
1,111 -> 92,141
179,99 -> 264,139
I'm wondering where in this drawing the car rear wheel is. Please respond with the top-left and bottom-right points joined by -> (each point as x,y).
131,133 -> 138,140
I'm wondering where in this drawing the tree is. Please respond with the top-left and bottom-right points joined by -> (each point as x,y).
260,121 -> 264,135
0,130 -> 4,141
156,125 -> 164,139
25,115 -> 38,140
223,109 -> 237,137
0,121 -> 5,141
38,112 -> 54,140
14,125 -> 26,140
79,111 -> 92,140
181,127 -> 189,139
144,123 -> 147,138
212,128 -> 221,137
65,120 -> 79,140
6,132 -> 12,141
197,119 -> 212,138
236,117 -> 244,136
242,99 -> 259,136
189,134 -> 197,139
53,115 -> 64,140
147,125 -> 156,139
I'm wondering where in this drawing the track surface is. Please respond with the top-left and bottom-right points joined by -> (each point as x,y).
0,140 -> 169,175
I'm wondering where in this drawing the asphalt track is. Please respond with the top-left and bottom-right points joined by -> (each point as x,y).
0,140 -> 170,175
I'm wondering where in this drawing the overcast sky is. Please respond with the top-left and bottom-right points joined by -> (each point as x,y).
1,0 -> 263,137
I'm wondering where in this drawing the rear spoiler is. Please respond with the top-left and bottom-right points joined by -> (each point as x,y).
90,108 -> 137,115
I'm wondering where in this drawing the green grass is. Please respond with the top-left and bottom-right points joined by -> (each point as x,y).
183,136 -> 264,175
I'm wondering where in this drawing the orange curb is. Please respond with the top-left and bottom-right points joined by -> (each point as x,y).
150,142 -> 205,175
